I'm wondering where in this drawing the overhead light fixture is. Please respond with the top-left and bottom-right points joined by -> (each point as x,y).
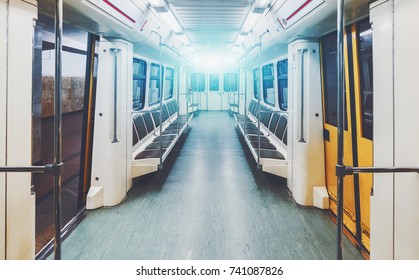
148,0 -> 166,8
254,0 -> 271,9
148,0 -> 183,35
253,0 -> 271,13
158,10 -> 183,34
241,12 -> 262,34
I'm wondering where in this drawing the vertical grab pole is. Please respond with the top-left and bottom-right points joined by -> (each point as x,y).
244,55 -> 248,134
298,49 -> 308,143
159,38 -> 163,169
53,0 -> 63,260
110,48 -> 120,143
257,41 -> 262,167
257,30 -> 269,167
186,68 -> 189,121
177,54 -> 180,136
336,0 -> 345,260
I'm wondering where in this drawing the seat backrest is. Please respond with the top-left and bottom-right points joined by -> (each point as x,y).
152,110 -> 160,127
143,112 -> 155,133
133,121 -> 139,146
275,115 -> 287,141
262,108 -> 272,127
168,100 -> 177,116
133,114 -> 147,141
162,104 -> 170,121
282,127 -> 287,145
268,113 -> 280,134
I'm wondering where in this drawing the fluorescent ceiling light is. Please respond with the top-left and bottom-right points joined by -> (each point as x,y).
241,12 -> 262,34
148,0 -> 166,8
254,0 -> 271,9
158,10 -> 183,34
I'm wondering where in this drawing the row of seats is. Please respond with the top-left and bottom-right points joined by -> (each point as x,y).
235,99 -> 288,178
132,98 -> 192,177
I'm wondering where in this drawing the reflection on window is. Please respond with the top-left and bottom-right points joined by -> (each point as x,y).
223,73 -> 238,92
133,59 -> 146,110
321,31 -> 347,128
253,68 -> 260,99
358,21 -> 373,140
262,64 -> 275,106
164,67 -> 174,100
149,63 -> 163,106
191,73 -> 205,92
209,73 -> 219,91
277,59 -> 288,111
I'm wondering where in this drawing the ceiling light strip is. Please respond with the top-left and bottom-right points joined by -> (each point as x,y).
103,0 -> 136,23
286,0 -> 313,21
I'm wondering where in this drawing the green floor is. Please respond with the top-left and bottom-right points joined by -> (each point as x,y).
53,111 -> 363,260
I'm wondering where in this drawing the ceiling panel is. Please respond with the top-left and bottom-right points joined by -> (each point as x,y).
169,0 -> 252,53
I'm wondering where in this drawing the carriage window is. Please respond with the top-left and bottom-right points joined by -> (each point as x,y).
253,68 -> 260,99
209,73 -> 219,91
224,73 -> 238,92
191,73 -> 205,92
149,63 -> 163,106
277,59 -> 288,111
164,67 -> 174,100
321,31 -> 347,129
133,59 -> 146,110
358,21 -> 373,140
262,64 -> 275,106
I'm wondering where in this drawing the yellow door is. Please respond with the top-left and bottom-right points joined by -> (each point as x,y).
321,30 -> 358,247
321,21 -> 373,255
351,21 -> 373,252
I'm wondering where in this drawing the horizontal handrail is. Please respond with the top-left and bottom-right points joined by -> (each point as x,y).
260,110 -> 286,113
337,165 -> 419,176
0,163 -> 63,175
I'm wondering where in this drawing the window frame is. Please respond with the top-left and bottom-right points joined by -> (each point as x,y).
223,72 -> 238,92
148,62 -> 164,106
164,66 -> 174,100
133,58 -> 147,111
253,67 -> 260,99
277,59 -> 288,111
262,63 -> 275,106
209,73 -> 220,91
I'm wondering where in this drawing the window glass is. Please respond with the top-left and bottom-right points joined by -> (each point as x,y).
133,59 -> 146,110
358,21 -> 373,140
209,73 -> 219,91
262,64 -> 275,106
149,63 -> 163,106
223,73 -> 238,92
253,68 -> 260,99
33,13 -> 93,254
321,32 -> 347,128
164,67 -> 174,100
191,73 -> 205,92
277,59 -> 288,111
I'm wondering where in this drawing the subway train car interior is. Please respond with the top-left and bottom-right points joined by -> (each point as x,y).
1,0 -> 419,260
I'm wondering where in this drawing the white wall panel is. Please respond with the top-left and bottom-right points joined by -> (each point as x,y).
370,0 -> 394,260
6,0 -> 37,259
394,0 -> 419,259
0,0 -> 7,261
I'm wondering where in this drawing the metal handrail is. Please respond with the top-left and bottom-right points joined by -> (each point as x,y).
257,30 -> 270,167
151,30 -> 164,169
336,0 -> 345,261
298,49 -> 308,143
110,48 -> 120,143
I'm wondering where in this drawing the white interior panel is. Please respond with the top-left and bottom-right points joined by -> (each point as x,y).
88,39 -> 133,209
6,0 -> 37,259
0,0 -> 7,261
394,0 -> 419,259
370,0 -> 394,260
288,40 -> 325,206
